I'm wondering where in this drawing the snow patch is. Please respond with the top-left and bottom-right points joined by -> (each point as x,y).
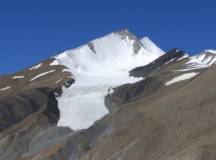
165,58 -> 175,65
30,63 -> 43,70
62,68 -> 71,73
0,86 -> 11,91
30,70 -> 55,81
50,59 -> 59,66
165,72 -> 199,86
177,54 -> 189,61
196,54 -> 206,62
208,57 -> 216,65
195,51 -> 216,66
12,75 -> 25,79
203,55 -> 213,64
56,78 -> 64,83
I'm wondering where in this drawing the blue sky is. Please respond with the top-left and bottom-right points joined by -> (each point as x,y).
0,0 -> 215,74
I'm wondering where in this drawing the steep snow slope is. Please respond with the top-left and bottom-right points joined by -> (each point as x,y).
140,37 -> 165,57
194,50 -> 216,65
176,50 -> 216,72
54,30 -> 163,130
176,56 -> 209,71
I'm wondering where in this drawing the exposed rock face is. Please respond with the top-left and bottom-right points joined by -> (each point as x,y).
0,88 -> 59,132
105,77 -> 162,112
130,48 -> 185,77
0,58 -> 75,160
0,57 -> 74,132
88,42 -> 97,54
0,93 -> 60,160
115,29 -> 143,54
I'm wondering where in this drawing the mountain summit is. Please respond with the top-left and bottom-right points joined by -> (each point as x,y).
0,29 -> 216,160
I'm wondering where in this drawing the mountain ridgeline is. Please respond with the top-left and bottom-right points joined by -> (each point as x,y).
0,29 -> 216,160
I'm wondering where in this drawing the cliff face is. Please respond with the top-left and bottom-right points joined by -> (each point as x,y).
0,58 -> 75,160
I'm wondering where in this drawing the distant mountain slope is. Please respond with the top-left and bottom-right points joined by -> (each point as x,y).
0,29 -> 216,160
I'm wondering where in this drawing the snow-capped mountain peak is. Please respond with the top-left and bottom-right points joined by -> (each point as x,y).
54,29 -> 165,130
55,30 -> 162,78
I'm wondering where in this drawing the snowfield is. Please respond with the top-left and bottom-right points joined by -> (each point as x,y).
165,72 -> 199,86
55,31 -> 165,130
30,63 -> 43,70
12,75 -> 25,79
0,86 -> 11,91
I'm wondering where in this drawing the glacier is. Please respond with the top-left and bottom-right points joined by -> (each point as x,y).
54,30 -> 164,130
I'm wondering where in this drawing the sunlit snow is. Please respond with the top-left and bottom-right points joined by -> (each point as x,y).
12,75 -> 25,79
0,86 -> 11,91
205,49 -> 216,54
140,37 -> 165,57
50,60 -> 59,66
55,32 -> 163,130
30,70 -> 55,81
56,78 -> 64,84
62,68 -> 71,73
176,54 -> 189,61
30,63 -> 43,70
174,57 -> 209,72
164,58 -> 175,65
165,72 -> 199,86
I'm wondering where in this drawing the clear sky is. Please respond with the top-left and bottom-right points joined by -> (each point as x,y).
0,0 -> 215,74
